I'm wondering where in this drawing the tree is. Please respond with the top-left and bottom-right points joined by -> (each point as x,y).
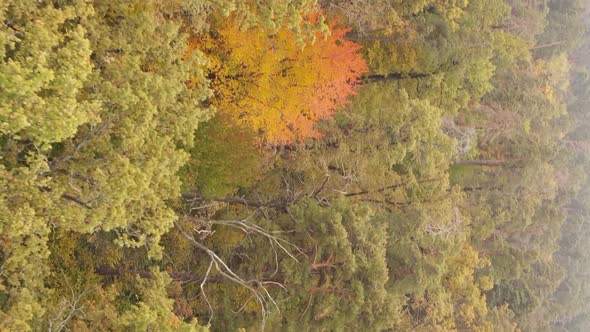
191,16 -> 368,144
268,200 -> 396,331
0,0 -> 211,329
179,115 -> 265,198
114,269 -> 207,332
0,1 -> 96,328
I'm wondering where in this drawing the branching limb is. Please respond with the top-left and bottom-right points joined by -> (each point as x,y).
48,272 -> 92,332
206,219 -> 306,262
174,221 -> 281,331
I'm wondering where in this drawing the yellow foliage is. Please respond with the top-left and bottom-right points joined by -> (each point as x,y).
445,244 -> 493,330
189,16 -> 367,144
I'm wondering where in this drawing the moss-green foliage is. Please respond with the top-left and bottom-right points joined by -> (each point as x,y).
180,116 -> 265,198
272,200 -> 395,331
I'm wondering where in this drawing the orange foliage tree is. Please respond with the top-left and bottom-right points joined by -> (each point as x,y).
190,16 -> 368,144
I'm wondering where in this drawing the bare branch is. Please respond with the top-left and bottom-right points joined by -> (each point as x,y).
201,260 -> 214,326
206,219 -> 305,262
423,207 -> 463,239
48,272 -> 92,332
309,175 -> 330,199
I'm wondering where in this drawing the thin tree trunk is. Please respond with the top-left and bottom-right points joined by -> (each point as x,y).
362,72 -> 432,83
345,34 -> 413,43
344,177 -> 443,197
454,159 -> 507,167
530,41 -> 563,50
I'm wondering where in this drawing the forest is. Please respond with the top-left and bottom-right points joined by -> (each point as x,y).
1,0 -> 590,331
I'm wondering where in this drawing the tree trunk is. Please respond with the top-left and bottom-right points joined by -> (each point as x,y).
454,159 -> 507,167
345,33 -> 413,43
344,177 -> 443,197
530,41 -> 563,50
362,72 -> 432,83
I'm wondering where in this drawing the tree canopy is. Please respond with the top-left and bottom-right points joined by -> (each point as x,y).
2,0 -> 590,330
